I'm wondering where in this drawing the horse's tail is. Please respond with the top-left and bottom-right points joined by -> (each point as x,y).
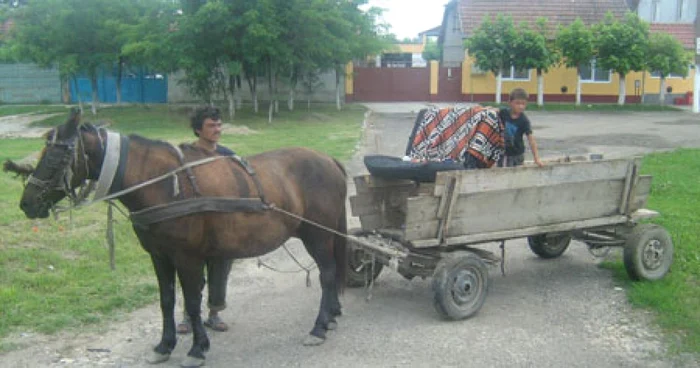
331,156 -> 348,294
334,202 -> 347,294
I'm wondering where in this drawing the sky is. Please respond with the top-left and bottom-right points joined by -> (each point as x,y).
364,0 -> 449,40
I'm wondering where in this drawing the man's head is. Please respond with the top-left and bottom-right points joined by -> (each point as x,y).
508,88 -> 528,116
190,106 -> 222,143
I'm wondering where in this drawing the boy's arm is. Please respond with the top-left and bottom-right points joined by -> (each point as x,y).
527,133 -> 544,167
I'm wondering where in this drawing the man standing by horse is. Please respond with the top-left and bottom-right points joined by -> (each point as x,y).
177,106 -> 235,334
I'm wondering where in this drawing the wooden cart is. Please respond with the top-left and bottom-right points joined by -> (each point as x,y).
347,157 -> 673,320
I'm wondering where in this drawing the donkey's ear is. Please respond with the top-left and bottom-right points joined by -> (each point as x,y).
64,107 -> 82,136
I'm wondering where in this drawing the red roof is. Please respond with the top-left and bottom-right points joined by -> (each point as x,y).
649,23 -> 695,50
458,0 -> 630,37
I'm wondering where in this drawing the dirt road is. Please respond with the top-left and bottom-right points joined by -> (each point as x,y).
2,106 -> 699,367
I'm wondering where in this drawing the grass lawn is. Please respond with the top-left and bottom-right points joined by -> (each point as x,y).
604,149 -> 700,354
0,103 -> 366,351
0,105 -> 70,117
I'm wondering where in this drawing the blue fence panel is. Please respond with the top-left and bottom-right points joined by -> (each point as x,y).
69,67 -> 167,103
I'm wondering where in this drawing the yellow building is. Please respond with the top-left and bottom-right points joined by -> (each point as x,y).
440,0 -> 696,104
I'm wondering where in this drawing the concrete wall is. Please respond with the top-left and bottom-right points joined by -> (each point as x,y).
167,70 -> 343,103
0,63 -> 62,103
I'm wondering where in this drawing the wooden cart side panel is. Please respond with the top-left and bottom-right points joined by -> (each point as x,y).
433,158 -> 631,196
353,175 -> 415,193
629,175 -> 652,212
405,178 -> 626,242
350,175 -> 419,231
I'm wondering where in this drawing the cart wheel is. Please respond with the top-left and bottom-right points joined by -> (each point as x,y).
527,234 -> 572,259
623,224 -> 673,281
432,251 -> 488,320
346,229 -> 384,288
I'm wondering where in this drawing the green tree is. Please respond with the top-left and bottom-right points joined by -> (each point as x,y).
465,14 -> 518,104
7,0 -> 147,113
556,18 -> 594,106
422,38 -> 441,62
646,32 -> 691,105
595,12 -> 649,105
514,18 -> 560,107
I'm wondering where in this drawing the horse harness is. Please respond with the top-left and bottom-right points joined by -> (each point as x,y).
30,126 -> 271,227
92,131 -> 271,227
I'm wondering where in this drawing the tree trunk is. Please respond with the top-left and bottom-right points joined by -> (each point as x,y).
247,75 -> 258,113
575,67 -> 582,106
273,71 -> 279,114
288,70 -> 297,111
335,67 -> 342,111
618,73 -> 626,106
89,71 -> 99,115
495,68 -> 503,104
537,69 -> 544,107
227,75 -> 236,120
658,76 -> 667,106
73,77 -> 84,113
268,63 -> 274,124
235,75 -> 242,109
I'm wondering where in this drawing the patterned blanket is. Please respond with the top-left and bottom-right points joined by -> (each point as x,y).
405,106 -> 505,168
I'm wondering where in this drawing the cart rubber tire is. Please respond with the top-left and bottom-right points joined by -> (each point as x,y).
346,229 -> 384,288
527,234 -> 572,259
432,251 -> 488,320
623,224 -> 673,281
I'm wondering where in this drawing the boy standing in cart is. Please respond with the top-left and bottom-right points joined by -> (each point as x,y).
499,88 -> 544,167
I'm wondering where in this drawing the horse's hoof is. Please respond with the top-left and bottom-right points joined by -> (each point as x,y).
146,351 -> 170,364
326,321 -> 338,331
180,356 -> 206,368
302,335 -> 326,346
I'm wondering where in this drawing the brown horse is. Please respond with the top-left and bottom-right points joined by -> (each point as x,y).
17,109 -> 347,367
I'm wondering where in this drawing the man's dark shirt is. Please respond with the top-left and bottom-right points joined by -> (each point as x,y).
215,145 -> 235,156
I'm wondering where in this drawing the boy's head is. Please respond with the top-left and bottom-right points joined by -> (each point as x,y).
508,88 -> 528,116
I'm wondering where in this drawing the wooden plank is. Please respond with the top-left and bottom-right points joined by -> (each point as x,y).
622,158 -> 641,215
439,175 -> 461,241
352,175 -> 415,192
416,182 -> 436,195
434,158 -> 631,196
404,196 -> 441,224
405,178 -> 626,241
630,175 -> 652,212
349,193 -> 383,216
440,215 -> 629,246
359,213 -> 384,230
618,160 -> 635,215
631,209 -> 658,220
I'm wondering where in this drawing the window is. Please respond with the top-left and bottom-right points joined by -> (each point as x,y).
501,65 -> 530,81
650,70 -> 688,79
580,59 -> 611,83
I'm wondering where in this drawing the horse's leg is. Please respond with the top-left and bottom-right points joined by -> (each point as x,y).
176,259 -> 210,367
299,227 -> 339,346
146,254 -> 177,364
